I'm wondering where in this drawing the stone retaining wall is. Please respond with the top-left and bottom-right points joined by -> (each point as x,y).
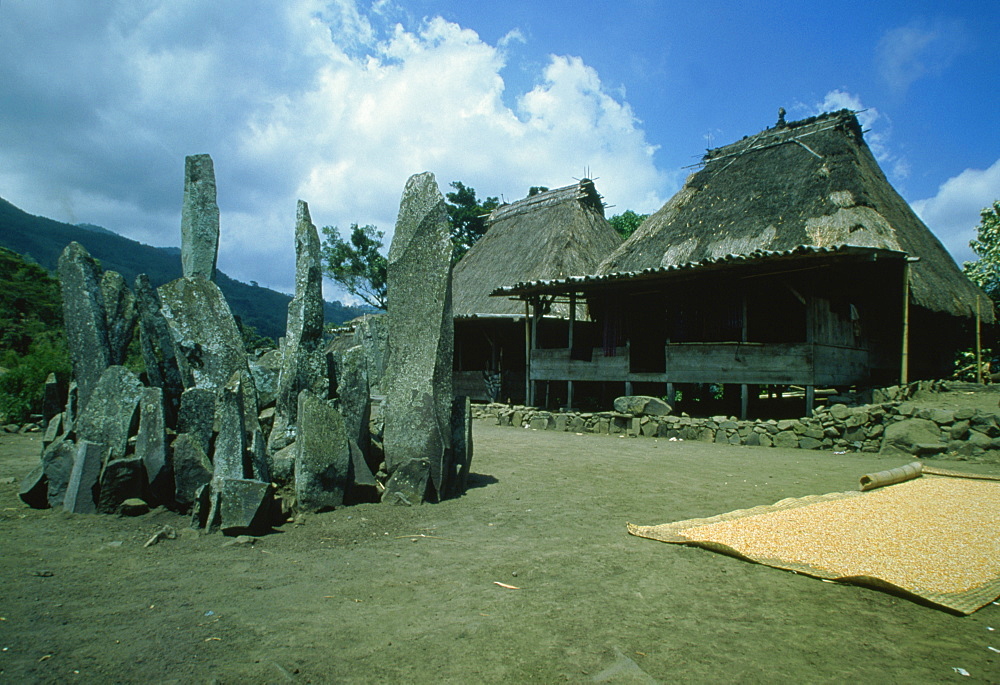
472,381 -> 1000,460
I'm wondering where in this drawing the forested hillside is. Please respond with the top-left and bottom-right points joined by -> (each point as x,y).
0,197 -> 367,339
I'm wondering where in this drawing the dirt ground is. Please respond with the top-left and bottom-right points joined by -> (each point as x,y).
2,394 -> 1000,684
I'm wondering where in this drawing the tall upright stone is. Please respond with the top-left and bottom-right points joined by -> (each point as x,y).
74,366 -> 144,463
134,274 -> 183,418
180,153 -> 220,281
57,242 -> 111,409
382,172 -> 454,502
157,277 -> 247,391
101,271 -> 137,366
269,200 -> 327,451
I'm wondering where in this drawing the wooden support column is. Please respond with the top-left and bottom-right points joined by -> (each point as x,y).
976,296 -> 983,384
901,260 -> 911,385
524,300 -> 531,405
740,290 -> 749,420
805,386 -> 815,417
530,299 -> 540,406
567,293 -> 576,410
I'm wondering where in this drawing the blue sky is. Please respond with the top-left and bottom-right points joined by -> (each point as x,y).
1,0 -> 997,299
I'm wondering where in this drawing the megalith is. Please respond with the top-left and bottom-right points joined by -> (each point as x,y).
134,274 -> 183,417
382,172 -> 454,503
158,276 -> 247,391
270,200 -> 328,451
101,271 -> 137,366
74,366 -> 144,463
57,242 -> 111,408
295,389 -> 351,512
180,153 -> 220,281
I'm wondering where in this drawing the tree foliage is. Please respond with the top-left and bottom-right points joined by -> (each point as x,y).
446,181 -> 499,263
963,201 -> 1000,302
320,223 -> 388,310
608,210 -> 649,241
0,247 -> 71,423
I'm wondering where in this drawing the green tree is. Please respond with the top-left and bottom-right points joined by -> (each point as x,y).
964,201 -> 1000,301
320,223 -> 388,310
608,210 -> 649,241
446,181 -> 500,262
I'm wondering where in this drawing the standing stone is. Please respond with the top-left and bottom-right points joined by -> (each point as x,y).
270,201 -> 327,451
382,172 -> 454,502
42,438 -> 77,508
101,271 -> 137,366
97,457 -> 146,514
295,390 -> 351,512
332,345 -> 371,463
213,371 -> 249,482
134,274 -> 183,419
64,440 -> 107,514
172,433 -> 213,509
57,242 -> 111,408
355,314 -> 388,397
158,277 -> 247,391
74,366 -> 144,463
177,388 -> 217,456
450,395 -> 473,496
180,153 -> 220,281
136,387 -> 170,497
42,373 -> 65,429
18,463 -> 48,509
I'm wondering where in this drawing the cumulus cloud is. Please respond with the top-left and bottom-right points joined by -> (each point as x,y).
911,159 -> 1000,264
0,0 -> 667,297
876,18 -> 967,95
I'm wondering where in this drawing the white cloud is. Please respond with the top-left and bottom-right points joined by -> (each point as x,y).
876,18 -> 967,95
911,159 -> 1000,264
0,1 -> 667,297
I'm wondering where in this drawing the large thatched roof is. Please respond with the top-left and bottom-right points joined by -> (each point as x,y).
452,179 -> 623,317
598,109 -> 991,322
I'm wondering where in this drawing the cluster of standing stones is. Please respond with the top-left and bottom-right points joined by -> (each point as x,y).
18,156 -> 471,533
473,381 -> 1000,460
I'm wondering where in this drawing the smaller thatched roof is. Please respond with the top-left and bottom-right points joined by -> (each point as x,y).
451,179 -> 622,318
598,109 -> 992,322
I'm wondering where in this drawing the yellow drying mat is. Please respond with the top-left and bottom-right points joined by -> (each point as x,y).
628,471 -> 1000,614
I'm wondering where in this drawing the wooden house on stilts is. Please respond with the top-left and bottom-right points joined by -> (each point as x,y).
492,110 -> 992,417
451,179 -> 622,403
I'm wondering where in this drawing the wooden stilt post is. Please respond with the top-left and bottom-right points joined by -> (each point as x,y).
524,300 -> 531,405
976,295 -> 983,384
805,386 -> 815,417
568,293 -> 576,410
901,260 -> 910,385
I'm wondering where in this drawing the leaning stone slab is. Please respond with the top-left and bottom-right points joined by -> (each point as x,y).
382,172 -> 454,500
57,242 -> 111,407
216,478 -> 273,534
180,153 -> 220,281
97,457 -> 146,514
172,433 -> 213,509
101,270 -> 137,366
74,366 -> 144,463
295,390 -> 351,512
64,440 -> 107,514
43,438 -> 77,508
158,276 -> 247,391
18,463 -> 49,508
613,396 -> 672,417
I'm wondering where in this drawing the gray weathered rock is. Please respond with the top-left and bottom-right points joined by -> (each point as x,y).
613,396 -> 672,416
382,457 -> 431,506
63,440 -> 107,514
216,479 -> 274,534
295,390 -> 351,512
158,277 -> 247,391
171,433 -> 213,509
382,172 -> 454,501
177,388 -> 217,456
180,153 -> 220,281
248,349 -> 282,408
450,395 -> 473,496
214,371 -> 249,483
134,274 -> 183,418
135,387 -> 169,497
74,366 -> 144,462
270,201 -> 327,451
332,344 -> 370,460
42,372 -> 65,428
101,271 -> 137,366
354,314 -> 388,397
97,457 -> 146,514
880,418 -> 943,457
18,463 -> 48,508
58,242 -> 111,407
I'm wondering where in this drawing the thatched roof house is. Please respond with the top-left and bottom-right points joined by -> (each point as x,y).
599,109 -> 991,323
451,179 -> 622,403
452,179 -> 622,318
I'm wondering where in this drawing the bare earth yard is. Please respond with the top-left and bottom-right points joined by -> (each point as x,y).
1,414 -> 999,683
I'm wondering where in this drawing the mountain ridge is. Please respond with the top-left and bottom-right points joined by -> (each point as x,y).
0,196 -> 367,340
